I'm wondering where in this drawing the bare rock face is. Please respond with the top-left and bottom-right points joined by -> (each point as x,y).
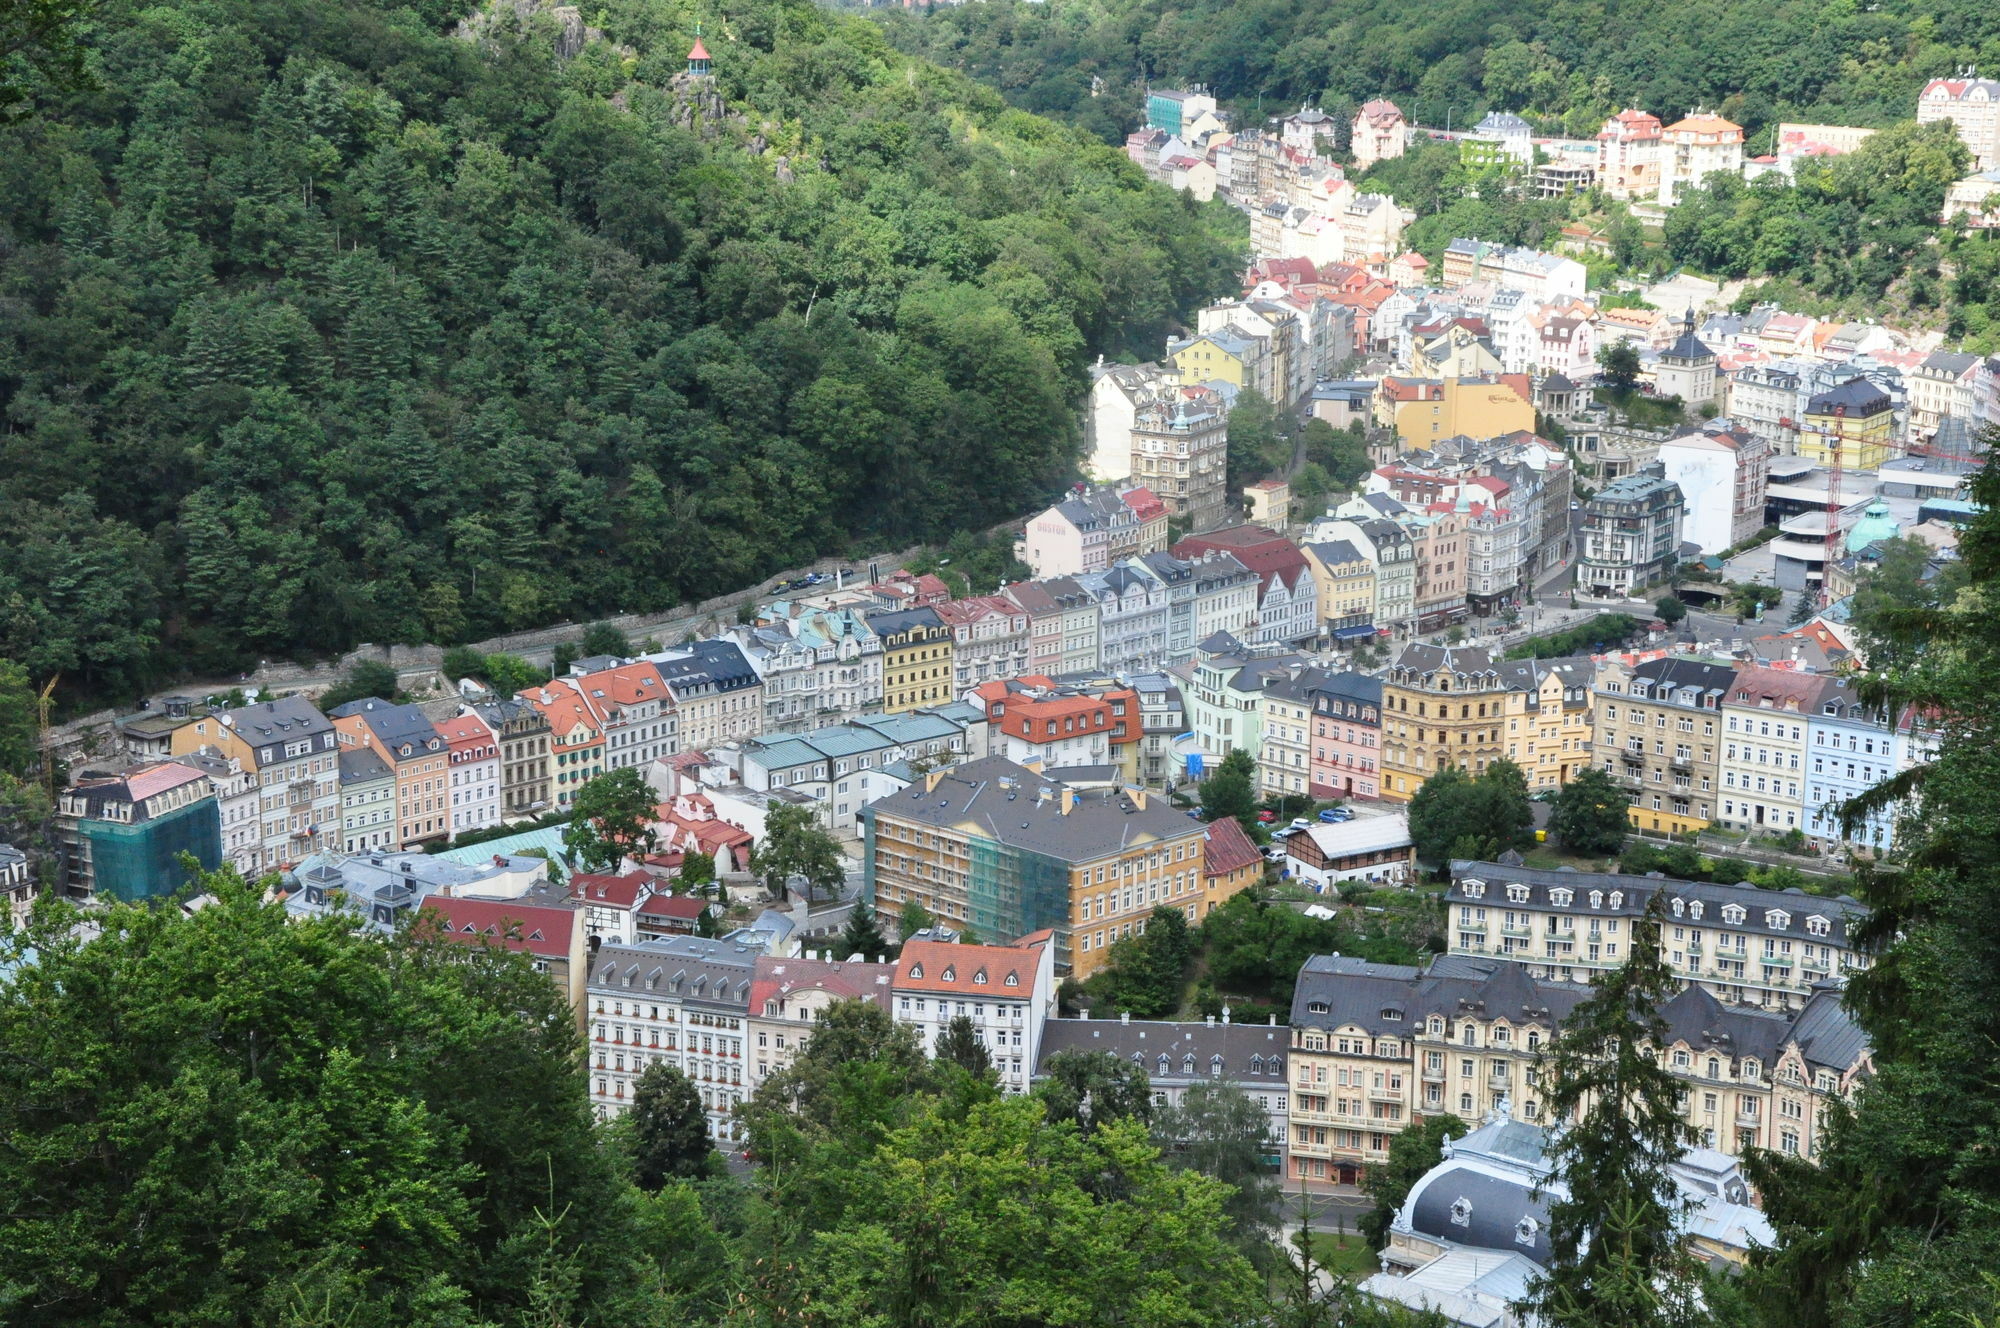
774,156 -> 794,185
453,0 -> 605,59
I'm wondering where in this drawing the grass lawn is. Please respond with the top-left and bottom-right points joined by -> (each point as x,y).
1305,1231 -> 1379,1283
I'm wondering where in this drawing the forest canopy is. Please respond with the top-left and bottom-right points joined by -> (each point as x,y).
0,0 -> 1240,697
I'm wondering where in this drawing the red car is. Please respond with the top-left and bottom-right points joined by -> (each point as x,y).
1256,810 -> 1277,823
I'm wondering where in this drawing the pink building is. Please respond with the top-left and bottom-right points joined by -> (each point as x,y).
1308,672 -> 1384,800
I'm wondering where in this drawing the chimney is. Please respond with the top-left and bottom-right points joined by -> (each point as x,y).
925,768 -> 946,793
1061,788 -> 1078,815
1130,787 -> 1148,811
1205,1014 -> 1215,1027
1120,1011 -> 1131,1024
1079,1008 -> 1089,1021
1268,1014 -> 1277,1026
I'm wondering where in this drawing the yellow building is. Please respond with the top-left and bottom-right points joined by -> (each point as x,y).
863,757 -> 1217,978
1801,377 -> 1895,471
1301,539 -> 1378,635
869,606 -> 955,714
1501,659 -> 1595,791
1165,327 -> 1264,395
1287,941 -> 1869,1187
1374,374 -> 1536,446
1592,656 -> 1734,836
1379,643 -> 1511,801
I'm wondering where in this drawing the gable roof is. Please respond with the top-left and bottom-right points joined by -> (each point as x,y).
895,938 -> 1043,996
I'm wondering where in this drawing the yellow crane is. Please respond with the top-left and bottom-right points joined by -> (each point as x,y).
36,673 -> 59,798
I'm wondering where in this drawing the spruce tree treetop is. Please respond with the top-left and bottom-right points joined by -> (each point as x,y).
1522,890 -> 1701,1328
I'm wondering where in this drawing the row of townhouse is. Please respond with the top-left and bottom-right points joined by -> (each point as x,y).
586,931 -> 1058,1126
1286,939 -> 1869,1187
1373,643 -> 1596,798
1594,655 -> 1929,849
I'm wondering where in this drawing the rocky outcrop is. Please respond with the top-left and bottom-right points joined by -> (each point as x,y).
454,0 -> 605,59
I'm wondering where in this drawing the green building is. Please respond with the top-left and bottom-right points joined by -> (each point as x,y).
56,763 -> 222,903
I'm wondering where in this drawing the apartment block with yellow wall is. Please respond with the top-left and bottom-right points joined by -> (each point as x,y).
1800,377 -> 1895,471
327,697 -> 453,845
1499,658 -> 1595,790
867,606 -> 955,714
1286,949 -> 1869,1186
1373,374 -> 1536,447
1301,539 -> 1377,636
862,756 -> 1218,978
1378,643 -> 1511,801
1593,655 -> 1735,836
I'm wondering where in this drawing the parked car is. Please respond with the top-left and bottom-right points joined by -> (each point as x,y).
1289,817 -> 1311,830
1256,810 -> 1277,824
1318,808 -> 1351,823
1263,845 -> 1289,863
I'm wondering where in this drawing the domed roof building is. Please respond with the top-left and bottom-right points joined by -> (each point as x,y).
1844,498 -> 1901,554
1359,1100 -> 1774,1327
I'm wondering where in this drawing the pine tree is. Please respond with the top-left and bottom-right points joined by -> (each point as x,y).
933,1014 -> 992,1076
1522,889 -> 1701,1328
836,902 -> 889,960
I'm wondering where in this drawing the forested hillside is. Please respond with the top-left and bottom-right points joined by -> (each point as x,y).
0,0 -> 1239,697
875,0 -> 2000,144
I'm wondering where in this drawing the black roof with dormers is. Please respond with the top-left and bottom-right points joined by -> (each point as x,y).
1447,860 -> 1870,949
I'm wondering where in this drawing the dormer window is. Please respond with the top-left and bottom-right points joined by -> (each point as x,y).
908,963 -> 924,980
1671,897 -> 1685,917
1806,915 -> 1830,937
1210,1055 -> 1224,1077
1589,891 -> 1603,909
940,966 -> 955,982
1157,1054 -> 1171,1076
1004,973 -> 1019,987
1515,1217 -> 1540,1246
1506,884 -> 1529,903
973,969 -> 988,985
1723,904 -> 1747,925
1309,1000 -> 1331,1015
1428,1016 -> 1445,1035
1766,910 -> 1790,929
1461,879 -> 1486,898
1550,888 -> 1573,906
1450,1197 -> 1473,1227
1185,1054 -> 1198,1074
1685,899 -> 1698,919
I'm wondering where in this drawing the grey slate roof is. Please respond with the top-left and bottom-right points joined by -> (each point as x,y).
1449,860 -> 1871,949
1036,1017 -> 1290,1080
866,756 -> 1199,864
589,934 -> 761,1008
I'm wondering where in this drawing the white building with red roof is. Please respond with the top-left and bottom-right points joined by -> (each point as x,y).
573,661 -> 677,773
892,935 -> 1056,1094
1919,73 -> 2000,171
436,709 -> 502,835
748,954 -> 895,1085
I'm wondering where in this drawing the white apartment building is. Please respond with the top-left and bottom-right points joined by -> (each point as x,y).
893,936 -> 1056,1096
587,935 -> 762,1139
437,710 -> 502,836
1716,667 -> 1820,835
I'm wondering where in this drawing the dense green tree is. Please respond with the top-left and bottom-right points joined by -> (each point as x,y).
316,659 -> 401,710
0,658 -> 39,776
563,767 -> 660,874
629,1063 -> 716,1190
1200,748 -> 1260,830
1359,1114 -> 1467,1248
1407,765 -> 1473,864
751,803 -> 845,903
1742,446 -> 2000,1328
581,622 -> 630,658
662,835 -> 703,886
1225,388 -> 1287,494
835,902 -> 890,960
0,0 -> 1242,704
1036,1049 -> 1154,1135
1523,890 -> 1701,1328
750,1095 -> 1264,1328
934,1013 -> 994,1077
0,871 -> 648,1327
1654,596 -> 1687,625
1597,342 -> 1641,395
1550,766 -> 1631,856
1152,1080 -> 1283,1254
1092,903 -> 1195,1016
896,900 -> 936,941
